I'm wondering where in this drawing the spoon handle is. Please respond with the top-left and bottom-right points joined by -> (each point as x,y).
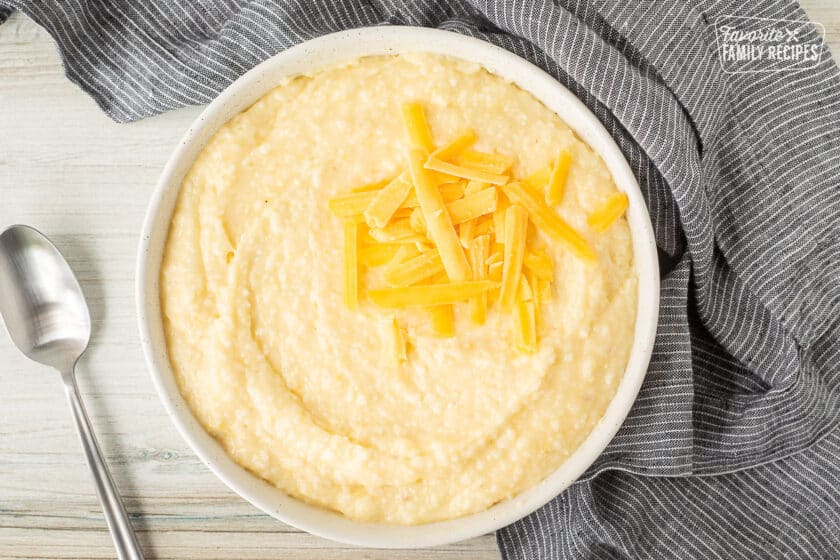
63,370 -> 145,560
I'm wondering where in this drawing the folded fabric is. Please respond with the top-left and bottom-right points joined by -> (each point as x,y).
2,1 -> 838,557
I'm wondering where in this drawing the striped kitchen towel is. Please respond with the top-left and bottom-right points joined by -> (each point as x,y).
2,1 -> 838,558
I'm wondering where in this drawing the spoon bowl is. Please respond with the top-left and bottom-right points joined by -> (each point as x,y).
0,225 -> 90,371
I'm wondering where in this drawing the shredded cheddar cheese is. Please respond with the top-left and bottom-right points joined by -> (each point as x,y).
524,250 -> 554,281
501,181 -> 595,262
352,178 -> 391,192
409,207 -> 427,235
365,172 -> 413,228
383,245 -> 421,276
328,101 -> 627,356
459,218 -> 476,248
499,205 -> 528,310
430,305 -> 455,337
401,102 -> 434,152
487,260 -> 503,282
525,166 -> 552,190
424,157 -> 509,185
546,149 -> 572,206
429,129 -> 476,161
329,191 -> 380,217
392,182 -> 464,209
384,251 -> 445,287
492,195 -> 509,242
369,219 -> 426,244
447,187 -> 498,225
538,279 -> 552,302
408,148 -> 471,282
514,277 -> 537,353
474,214 -> 494,236
464,179 -> 490,195
439,182 -> 467,202
456,149 -> 514,174
359,243 -> 402,267
518,275 -> 534,302
486,250 -> 504,267
587,192 -> 629,232
391,207 -> 414,220
358,227 -> 378,245
368,281 -> 497,308
526,268 -> 541,328
467,234 -> 491,325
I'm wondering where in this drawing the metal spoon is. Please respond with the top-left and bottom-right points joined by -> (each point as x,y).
0,225 -> 144,560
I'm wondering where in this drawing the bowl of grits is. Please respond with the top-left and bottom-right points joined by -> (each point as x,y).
137,26 -> 659,548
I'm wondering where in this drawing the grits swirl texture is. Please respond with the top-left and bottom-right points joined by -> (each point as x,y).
160,53 -> 637,524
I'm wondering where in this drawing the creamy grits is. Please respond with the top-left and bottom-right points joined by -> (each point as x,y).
160,53 -> 637,524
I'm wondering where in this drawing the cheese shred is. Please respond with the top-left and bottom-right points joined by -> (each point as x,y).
457,149 -> 514,174
429,129 -> 476,161
384,251 -> 445,287
364,172 -> 413,229
430,305 -> 455,337
546,149 -> 572,206
401,102 -> 435,152
408,148 -> 471,282
447,187 -> 498,225
501,181 -> 595,262
514,277 -> 537,353
467,234 -> 491,325
499,205 -> 528,310
424,157 -> 509,185
587,192 -> 629,232
368,281 -> 497,308
329,102 -> 628,356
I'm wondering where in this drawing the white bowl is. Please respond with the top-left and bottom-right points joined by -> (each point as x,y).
137,26 -> 659,549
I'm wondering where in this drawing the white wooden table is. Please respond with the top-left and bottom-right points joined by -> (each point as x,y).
1,5 -> 837,559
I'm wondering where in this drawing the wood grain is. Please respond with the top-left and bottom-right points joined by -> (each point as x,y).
0,4 -> 837,558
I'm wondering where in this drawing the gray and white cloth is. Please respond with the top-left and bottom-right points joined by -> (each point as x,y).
2,1 -> 838,558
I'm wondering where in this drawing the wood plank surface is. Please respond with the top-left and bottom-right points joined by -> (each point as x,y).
0,3 -> 837,558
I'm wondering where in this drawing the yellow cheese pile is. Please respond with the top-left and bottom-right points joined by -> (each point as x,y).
328,102 -> 628,355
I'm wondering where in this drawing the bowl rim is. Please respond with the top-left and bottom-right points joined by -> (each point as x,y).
136,25 -> 659,549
